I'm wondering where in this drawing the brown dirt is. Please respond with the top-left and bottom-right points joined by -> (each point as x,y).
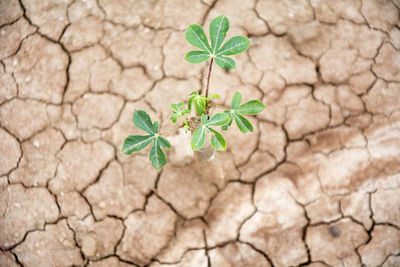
1,0 -> 400,266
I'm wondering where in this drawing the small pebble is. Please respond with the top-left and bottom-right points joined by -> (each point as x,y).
33,140 -> 40,148
329,225 -> 340,237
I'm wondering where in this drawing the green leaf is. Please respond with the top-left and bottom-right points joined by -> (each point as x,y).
122,135 -> 154,155
191,126 -> 206,150
188,91 -> 207,115
152,121 -> 159,133
235,100 -> 266,115
185,24 -> 211,54
209,128 -> 227,151
191,113 -> 229,151
194,97 -> 206,115
201,114 -> 208,125
188,91 -> 197,111
216,36 -> 250,56
214,55 -> 236,69
209,15 -> 230,54
124,110 -> 171,169
185,50 -> 211,63
158,136 -> 172,149
221,110 -> 233,131
149,137 -> 167,169
133,110 -> 156,134
233,113 -> 253,133
205,113 -> 230,126
231,92 -> 242,109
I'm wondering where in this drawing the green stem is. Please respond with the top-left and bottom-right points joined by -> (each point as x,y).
205,57 -> 214,98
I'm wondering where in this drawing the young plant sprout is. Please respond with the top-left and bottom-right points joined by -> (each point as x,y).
122,15 -> 265,169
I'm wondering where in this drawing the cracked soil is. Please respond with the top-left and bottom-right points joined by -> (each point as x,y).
1,0 -> 400,266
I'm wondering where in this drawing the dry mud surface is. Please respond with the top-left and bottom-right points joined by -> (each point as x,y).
1,0 -> 400,266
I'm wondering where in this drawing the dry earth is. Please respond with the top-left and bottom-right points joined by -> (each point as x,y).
1,0 -> 400,266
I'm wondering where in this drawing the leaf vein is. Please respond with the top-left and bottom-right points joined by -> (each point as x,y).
213,17 -> 224,54
217,42 -> 245,56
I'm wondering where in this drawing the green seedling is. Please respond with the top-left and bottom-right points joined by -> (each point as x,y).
122,15 -> 265,169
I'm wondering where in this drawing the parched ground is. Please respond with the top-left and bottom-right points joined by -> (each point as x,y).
1,0 -> 400,266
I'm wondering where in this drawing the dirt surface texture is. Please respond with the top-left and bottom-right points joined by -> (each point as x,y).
1,0 -> 400,266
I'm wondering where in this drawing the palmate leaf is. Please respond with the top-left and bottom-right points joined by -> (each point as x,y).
122,110 -> 171,169
222,92 -> 265,133
191,113 -> 229,151
184,15 -> 250,70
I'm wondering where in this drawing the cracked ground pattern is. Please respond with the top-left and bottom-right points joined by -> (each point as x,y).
0,0 -> 400,266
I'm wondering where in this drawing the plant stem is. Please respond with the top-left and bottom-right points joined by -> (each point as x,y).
205,57 -> 214,98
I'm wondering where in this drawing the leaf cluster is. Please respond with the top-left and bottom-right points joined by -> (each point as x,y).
188,91 -> 220,115
189,91 -> 265,151
169,102 -> 189,123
